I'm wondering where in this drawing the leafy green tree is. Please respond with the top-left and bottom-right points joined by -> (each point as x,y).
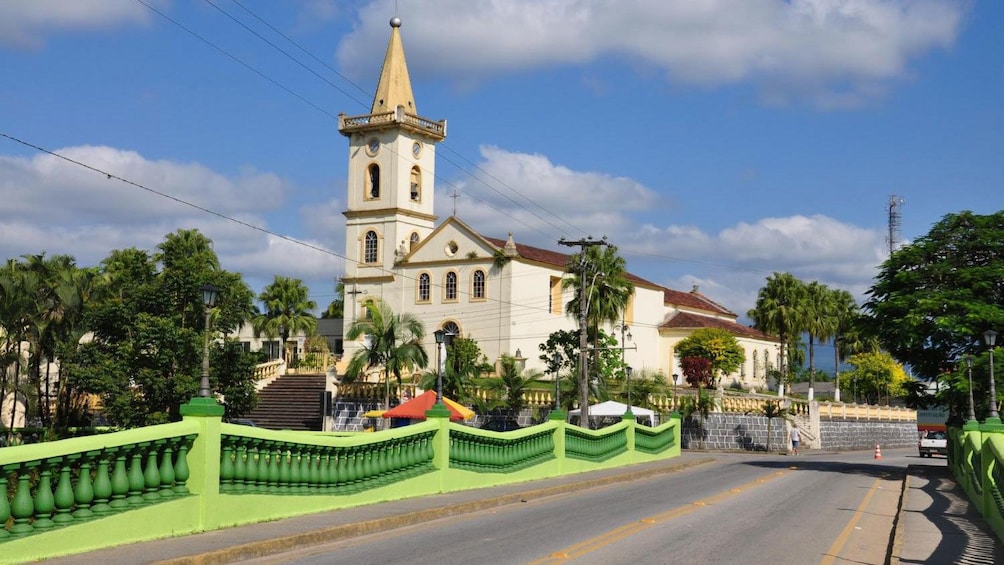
61,231 -> 258,427
841,351 -> 910,405
866,210 -> 1004,379
675,328 -> 745,387
213,339 -> 259,419
253,275 -> 318,363
748,272 -> 807,393
538,328 -> 621,403
344,299 -> 429,409
419,335 -> 491,405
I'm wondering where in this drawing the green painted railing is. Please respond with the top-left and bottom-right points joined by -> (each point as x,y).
950,423 -> 1004,544
0,398 -> 680,564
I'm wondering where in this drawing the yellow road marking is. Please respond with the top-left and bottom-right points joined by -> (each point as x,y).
529,470 -> 789,564
819,477 -> 883,565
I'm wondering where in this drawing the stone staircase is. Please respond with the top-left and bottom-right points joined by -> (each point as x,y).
247,373 -> 327,431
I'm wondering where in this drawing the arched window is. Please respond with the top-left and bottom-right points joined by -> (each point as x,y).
367,164 -> 380,198
445,272 -> 458,301
418,273 -> 431,303
472,269 -> 486,299
364,230 -> 378,263
410,232 -> 420,251
410,166 -> 421,201
443,321 -> 460,336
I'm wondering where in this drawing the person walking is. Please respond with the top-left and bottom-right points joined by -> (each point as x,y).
790,426 -> 801,456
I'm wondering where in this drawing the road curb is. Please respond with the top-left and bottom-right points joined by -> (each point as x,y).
154,457 -> 714,565
886,466 -> 911,565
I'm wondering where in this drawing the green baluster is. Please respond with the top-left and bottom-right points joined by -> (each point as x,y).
332,448 -> 345,492
52,458 -> 76,524
256,441 -> 271,492
345,448 -> 359,493
73,454 -> 96,519
308,448 -> 321,492
268,444 -> 282,493
244,444 -> 259,494
9,465 -> 36,535
126,445 -> 146,505
318,450 -> 332,493
33,462 -> 56,529
159,442 -> 176,497
233,440 -> 248,493
91,451 -> 113,514
0,473 -> 10,538
288,445 -> 303,493
109,448 -> 130,509
143,442 -> 162,501
294,445 -> 309,493
172,437 -> 193,494
219,438 -> 235,493
277,444 -> 291,493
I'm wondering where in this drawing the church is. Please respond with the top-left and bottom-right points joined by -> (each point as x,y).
337,17 -> 778,390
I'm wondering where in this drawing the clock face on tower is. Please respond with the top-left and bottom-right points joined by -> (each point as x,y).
412,141 -> 422,158
366,138 -> 380,156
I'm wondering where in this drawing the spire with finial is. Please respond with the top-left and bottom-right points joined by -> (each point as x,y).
371,17 -> 417,115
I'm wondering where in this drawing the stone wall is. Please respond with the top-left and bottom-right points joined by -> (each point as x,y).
819,420 -> 917,451
681,414 -> 790,452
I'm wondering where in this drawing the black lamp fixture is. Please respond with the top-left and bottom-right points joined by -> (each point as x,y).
199,284 -> 220,398
985,330 -> 999,420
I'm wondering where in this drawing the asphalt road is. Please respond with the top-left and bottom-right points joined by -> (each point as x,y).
237,449 -> 918,565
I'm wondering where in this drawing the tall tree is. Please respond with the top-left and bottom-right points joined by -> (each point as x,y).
866,210 -> 1004,380
830,289 -> 859,402
344,299 -> 429,410
488,354 -> 544,415
803,281 -> 837,401
748,272 -> 807,396
253,275 -> 318,363
563,245 -> 634,420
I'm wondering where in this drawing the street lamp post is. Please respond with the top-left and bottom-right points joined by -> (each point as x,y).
986,330 -> 999,421
672,373 -> 679,412
199,284 -> 220,398
966,355 -> 977,423
433,330 -> 447,406
552,352 -> 562,411
625,366 -> 633,415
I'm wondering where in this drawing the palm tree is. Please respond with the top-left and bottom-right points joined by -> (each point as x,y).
253,276 -> 318,363
830,289 -> 858,402
803,281 -> 837,401
761,401 -> 791,453
344,299 -> 429,410
489,354 -> 544,414
323,280 -> 345,319
748,272 -> 807,396
563,245 -> 633,424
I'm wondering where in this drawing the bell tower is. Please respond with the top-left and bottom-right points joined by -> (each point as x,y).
339,16 -> 446,295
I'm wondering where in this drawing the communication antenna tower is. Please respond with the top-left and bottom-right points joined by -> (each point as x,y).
887,195 -> 905,256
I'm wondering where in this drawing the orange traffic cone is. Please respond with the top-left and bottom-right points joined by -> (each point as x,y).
874,444 -> 882,459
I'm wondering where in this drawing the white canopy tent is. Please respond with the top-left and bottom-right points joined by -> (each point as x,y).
568,400 -> 658,427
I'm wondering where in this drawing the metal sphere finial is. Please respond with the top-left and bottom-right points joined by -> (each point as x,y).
390,16 -> 402,28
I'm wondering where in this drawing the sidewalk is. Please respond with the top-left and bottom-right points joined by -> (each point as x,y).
38,452 -> 1004,565
891,464 -> 1004,564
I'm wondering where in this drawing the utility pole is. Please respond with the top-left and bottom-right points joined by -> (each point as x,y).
559,236 -> 608,428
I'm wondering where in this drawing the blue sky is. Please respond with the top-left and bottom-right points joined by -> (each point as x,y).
1,0 -> 1001,325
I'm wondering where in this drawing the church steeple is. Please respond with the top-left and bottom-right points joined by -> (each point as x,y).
338,17 -> 445,141
371,17 -> 416,115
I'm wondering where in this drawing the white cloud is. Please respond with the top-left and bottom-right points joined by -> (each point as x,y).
443,145 -> 663,244
339,0 -> 967,107
0,0 -> 160,49
0,145 -> 335,293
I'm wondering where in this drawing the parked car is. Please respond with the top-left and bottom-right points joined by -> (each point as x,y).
919,430 -> 947,457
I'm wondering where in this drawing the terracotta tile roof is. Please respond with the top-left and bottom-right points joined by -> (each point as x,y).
661,311 -> 775,340
662,288 -> 735,316
483,237 -> 661,288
